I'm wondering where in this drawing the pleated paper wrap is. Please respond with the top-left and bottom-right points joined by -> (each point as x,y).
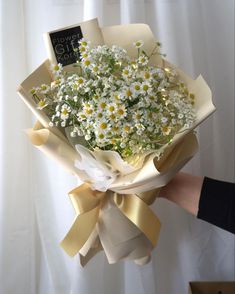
18,19 -> 216,265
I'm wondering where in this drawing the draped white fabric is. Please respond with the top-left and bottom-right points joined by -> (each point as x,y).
0,0 -> 234,293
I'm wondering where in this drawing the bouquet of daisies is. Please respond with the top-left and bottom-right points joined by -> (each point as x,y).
33,39 -> 195,161
18,19 -> 215,265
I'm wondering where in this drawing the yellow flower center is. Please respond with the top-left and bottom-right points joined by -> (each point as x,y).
117,109 -> 124,115
100,102 -> 106,109
97,113 -> 103,118
134,85 -> 140,91
100,122 -> 107,129
38,101 -> 46,107
98,133 -> 104,139
109,106 -> 115,112
126,89 -> 132,97
142,84 -> 149,91
85,109 -> 93,115
114,95 -> 120,100
109,114 -> 116,120
84,59 -> 91,66
78,78 -> 84,84
124,125 -> 130,132
53,65 -> 59,71
62,109 -> 68,115
82,53 -> 88,58
144,72 -> 151,79
112,126 -> 119,131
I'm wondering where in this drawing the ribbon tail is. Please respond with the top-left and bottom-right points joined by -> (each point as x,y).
79,237 -> 103,267
113,194 -> 161,247
60,205 -> 100,257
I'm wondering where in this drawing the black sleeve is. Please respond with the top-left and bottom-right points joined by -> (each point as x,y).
197,177 -> 235,234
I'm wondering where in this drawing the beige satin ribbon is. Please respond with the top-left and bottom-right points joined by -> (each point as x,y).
60,184 -> 161,257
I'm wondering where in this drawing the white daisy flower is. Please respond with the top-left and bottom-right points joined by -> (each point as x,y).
122,66 -> 132,79
133,110 -> 143,122
131,82 -> 142,95
135,123 -> 145,135
133,40 -> 144,49
60,104 -> 71,120
81,52 -> 89,60
51,78 -> 62,89
40,84 -> 51,94
78,38 -> 90,48
108,112 -> 117,122
82,103 -> 94,116
111,124 -> 121,134
122,123 -> 132,135
82,58 -> 92,68
116,105 -> 127,118
142,71 -> 152,80
107,103 -> 117,113
91,64 -> 99,74
37,99 -> 48,110
123,87 -> 134,99
96,132 -> 108,146
98,99 -> 107,110
96,120 -> 110,134
141,82 -> 152,94
148,94 -> 157,102
138,54 -> 149,66
51,63 -> 63,76
30,87 -> 39,95
76,76 -> 85,87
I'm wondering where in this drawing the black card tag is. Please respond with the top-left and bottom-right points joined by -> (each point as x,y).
49,26 -> 83,66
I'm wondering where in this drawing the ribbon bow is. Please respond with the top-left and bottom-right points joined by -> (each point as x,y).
60,183 -> 161,258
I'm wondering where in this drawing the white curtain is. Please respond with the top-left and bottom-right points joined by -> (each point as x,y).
0,0 -> 234,293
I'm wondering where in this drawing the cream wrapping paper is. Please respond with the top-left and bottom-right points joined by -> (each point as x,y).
18,19 -> 216,265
